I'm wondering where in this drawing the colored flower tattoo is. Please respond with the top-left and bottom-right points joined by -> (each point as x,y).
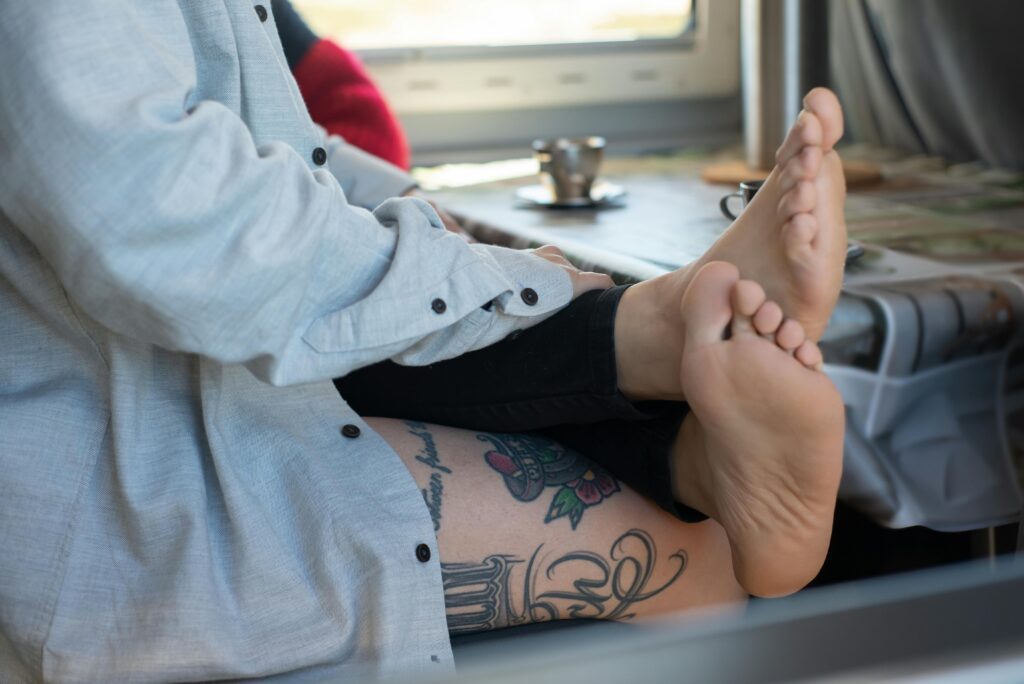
478,433 -> 620,530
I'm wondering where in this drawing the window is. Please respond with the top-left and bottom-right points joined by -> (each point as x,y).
293,0 -> 694,50
292,0 -> 740,162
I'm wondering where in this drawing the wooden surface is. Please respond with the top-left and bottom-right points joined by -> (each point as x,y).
701,158 -> 884,187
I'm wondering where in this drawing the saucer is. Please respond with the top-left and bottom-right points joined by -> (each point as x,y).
516,181 -> 627,208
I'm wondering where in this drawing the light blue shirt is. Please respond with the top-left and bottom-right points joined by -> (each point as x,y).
0,1 -> 572,681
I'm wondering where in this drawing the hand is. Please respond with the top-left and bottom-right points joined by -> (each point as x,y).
428,201 -> 469,238
531,245 -> 614,298
404,189 -> 475,241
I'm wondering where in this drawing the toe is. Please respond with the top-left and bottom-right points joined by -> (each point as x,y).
778,181 -> 816,220
795,340 -> 824,370
797,146 -> 823,181
782,213 -> 819,261
780,146 -> 823,193
730,280 -> 767,337
803,88 -> 844,150
775,110 -> 824,166
752,300 -> 784,336
775,319 -> 806,352
681,261 -> 740,346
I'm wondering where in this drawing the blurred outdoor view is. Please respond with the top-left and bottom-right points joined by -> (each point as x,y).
292,0 -> 694,50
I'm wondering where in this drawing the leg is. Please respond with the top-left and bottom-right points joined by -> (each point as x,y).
367,418 -> 746,634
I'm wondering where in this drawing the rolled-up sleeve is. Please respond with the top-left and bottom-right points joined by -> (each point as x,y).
322,132 -> 417,208
0,2 -> 572,387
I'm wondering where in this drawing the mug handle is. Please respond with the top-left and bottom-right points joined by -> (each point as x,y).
719,191 -> 743,220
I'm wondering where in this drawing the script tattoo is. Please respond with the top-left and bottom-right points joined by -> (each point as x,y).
441,529 -> 686,635
406,421 -> 450,532
478,433 -> 620,530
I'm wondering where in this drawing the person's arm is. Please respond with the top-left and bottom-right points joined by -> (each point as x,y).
0,2 -> 573,387
273,0 -> 411,169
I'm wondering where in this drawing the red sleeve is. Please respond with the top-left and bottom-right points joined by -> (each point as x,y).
293,39 -> 411,170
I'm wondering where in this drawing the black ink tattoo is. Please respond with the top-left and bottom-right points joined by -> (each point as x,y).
441,555 -> 522,634
406,421 -> 450,532
477,433 -> 619,530
441,529 -> 686,635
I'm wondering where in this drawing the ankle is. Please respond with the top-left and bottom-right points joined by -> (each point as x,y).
669,417 -> 717,518
613,284 -> 652,400
613,268 -> 694,402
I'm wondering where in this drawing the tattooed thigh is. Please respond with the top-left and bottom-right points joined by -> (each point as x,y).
366,417 -> 745,626
479,432 -> 619,531
442,529 -> 687,635
404,420 -> 452,533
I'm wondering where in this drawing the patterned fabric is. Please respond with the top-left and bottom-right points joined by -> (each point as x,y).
0,1 -> 572,681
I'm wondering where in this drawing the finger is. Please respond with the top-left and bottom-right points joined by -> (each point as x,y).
532,249 -> 573,269
438,212 -> 464,234
544,253 -> 574,268
533,244 -> 566,258
569,269 -> 614,297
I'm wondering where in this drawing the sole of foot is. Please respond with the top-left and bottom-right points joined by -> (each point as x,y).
671,261 -> 845,598
688,87 -> 847,343
614,88 -> 847,402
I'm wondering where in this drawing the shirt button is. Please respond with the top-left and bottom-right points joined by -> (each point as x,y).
254,4 -> 268,22
416,544 -> 432,563
341,424 -> 361,439
520,288 -> 539,306
431,298 -> 447,314
312,147 -> 328,166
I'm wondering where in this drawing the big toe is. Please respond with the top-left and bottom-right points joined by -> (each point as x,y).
803,88 -> 844,150
682,261 -> 740,346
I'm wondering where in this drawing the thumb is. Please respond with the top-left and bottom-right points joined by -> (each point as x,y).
570,269 -> 614,297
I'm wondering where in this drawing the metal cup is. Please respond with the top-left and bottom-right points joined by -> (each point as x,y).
720,180 -> 764,220
533,136 -> 605,204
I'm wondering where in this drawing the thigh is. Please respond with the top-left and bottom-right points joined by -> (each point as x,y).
367,418 -> 745,636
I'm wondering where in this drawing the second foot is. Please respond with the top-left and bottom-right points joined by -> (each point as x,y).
671,262 -> 845,597
614,88 -> 845,402
689,87 -> 848,342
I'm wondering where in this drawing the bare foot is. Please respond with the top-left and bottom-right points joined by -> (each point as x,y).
615,88 -> 845,401
691,87 -> 847,342
670,261 -> 844,598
